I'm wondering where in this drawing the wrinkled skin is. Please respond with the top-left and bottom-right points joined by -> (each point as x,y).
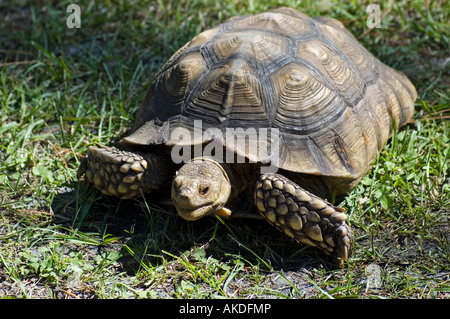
171,158 -> 232,221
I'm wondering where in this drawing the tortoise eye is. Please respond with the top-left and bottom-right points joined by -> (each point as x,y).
200,186 -> 210,195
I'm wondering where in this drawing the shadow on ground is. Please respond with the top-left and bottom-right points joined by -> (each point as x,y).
51,181 -> 336,269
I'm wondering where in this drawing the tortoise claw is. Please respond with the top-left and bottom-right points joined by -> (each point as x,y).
334,223 -> 353,268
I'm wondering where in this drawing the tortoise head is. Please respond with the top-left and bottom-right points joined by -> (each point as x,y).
171,157 -> 232,221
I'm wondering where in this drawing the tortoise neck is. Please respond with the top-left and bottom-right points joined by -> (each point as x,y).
219,162 -> 256,199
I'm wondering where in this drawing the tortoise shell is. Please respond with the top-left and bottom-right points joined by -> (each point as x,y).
121,7 -> 416,195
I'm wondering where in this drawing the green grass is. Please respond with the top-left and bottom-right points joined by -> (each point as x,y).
0,0 -> 449,299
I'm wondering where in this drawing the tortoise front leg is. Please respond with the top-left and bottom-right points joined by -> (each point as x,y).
254,173 -> 353,267
77,145 -> 173,199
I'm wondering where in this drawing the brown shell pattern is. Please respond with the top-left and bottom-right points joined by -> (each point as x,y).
125,7 -> 416,186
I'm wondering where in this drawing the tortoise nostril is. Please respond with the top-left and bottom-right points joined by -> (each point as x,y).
179,187 -> 192,198
180,193 -> 189,200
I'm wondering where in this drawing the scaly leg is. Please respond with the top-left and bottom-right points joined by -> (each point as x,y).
254,173 -> 353,267
77,145 -> 173,199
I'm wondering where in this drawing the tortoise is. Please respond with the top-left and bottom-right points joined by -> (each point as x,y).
78,7 -> 416,266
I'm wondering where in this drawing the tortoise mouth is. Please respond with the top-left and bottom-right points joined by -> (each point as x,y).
176,202 -> 221,221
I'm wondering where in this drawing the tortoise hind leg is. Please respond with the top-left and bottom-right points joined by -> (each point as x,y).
254,173 -> 353,267
77,145 -> 173,199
